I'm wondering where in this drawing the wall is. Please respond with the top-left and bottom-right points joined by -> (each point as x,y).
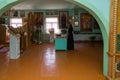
0,0 -> 21,16
0,8 -> 102,41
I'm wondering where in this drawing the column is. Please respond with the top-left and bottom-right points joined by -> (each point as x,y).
9,34 -> 20,59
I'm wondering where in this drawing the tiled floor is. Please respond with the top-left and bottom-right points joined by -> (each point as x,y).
0,42 -> 106,80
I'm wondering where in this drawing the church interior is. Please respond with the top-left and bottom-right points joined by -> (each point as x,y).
0,0 -> 120,80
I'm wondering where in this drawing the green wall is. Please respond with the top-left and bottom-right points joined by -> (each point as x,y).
84,0 -> 110,33
0,0 -> 110,76
1,8 -> 101,34
0,0 -> 21,16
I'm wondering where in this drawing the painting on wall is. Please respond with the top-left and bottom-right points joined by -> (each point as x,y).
0,18 -> 5,24
80,13 -> 92,32
68,16 -> 72,23
20,11 -> 25,17
93,19 -> 100,29
2,10 -> 10,16
34,12 -> 43,25
13,11 -> 18,17
59,11 -> 68,28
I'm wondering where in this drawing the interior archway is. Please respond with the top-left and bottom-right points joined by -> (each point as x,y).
0,0 -> 109,76
66,0 -> 109,76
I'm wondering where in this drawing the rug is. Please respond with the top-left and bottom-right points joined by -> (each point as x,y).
0,47 -> 9,54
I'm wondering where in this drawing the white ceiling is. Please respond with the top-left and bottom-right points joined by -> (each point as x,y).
12,0 -> 76,10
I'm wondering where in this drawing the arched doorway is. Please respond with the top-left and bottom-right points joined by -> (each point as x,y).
0,0 -> 109,76
66,0 -> 109,76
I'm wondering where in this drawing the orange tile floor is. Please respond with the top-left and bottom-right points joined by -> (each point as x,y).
0,42 -> 106,80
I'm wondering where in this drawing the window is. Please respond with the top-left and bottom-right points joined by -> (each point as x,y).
45,17 -> 60,34
10,18 -> 23,28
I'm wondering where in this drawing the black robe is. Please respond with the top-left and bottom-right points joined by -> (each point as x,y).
67,24 -> 74,50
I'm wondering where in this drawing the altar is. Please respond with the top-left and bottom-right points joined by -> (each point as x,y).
55,37 -> 67,50
54,33 -> 67,50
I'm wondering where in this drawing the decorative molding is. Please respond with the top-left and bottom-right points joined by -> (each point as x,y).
108,52 -> 120,56
109,0 -> 118,54
108,0 -> 120,79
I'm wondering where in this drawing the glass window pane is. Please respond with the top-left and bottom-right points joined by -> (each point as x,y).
46,18 -> 58,22
10,18 -> 23,28
10,18 -> 22,24
45,17 -> 60,34
52,23 -> 57,27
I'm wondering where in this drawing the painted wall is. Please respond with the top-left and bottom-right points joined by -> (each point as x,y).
1,8 -> 101,33
0,0 -> 21,16
1,8 -> 101,42
0,0 -> 110,76
84,0 -> 110,33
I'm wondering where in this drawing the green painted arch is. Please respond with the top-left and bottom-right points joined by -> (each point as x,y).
0,0 -> 109,76
66,0 -> 109,76
0,0 -> 21,16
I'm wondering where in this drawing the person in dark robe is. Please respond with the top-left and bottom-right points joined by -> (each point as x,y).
67,23 -> 74,50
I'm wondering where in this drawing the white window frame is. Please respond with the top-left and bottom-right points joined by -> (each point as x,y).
45,17 -> 60,34
9,18 -> 23,28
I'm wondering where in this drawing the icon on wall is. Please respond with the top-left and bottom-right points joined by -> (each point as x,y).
13,11 -> 18,17
20,11 -> 25,17
59,11 -> 68,28
80,13 -> 92,32
0,18 -> 5,24
93,19 -> 100,29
